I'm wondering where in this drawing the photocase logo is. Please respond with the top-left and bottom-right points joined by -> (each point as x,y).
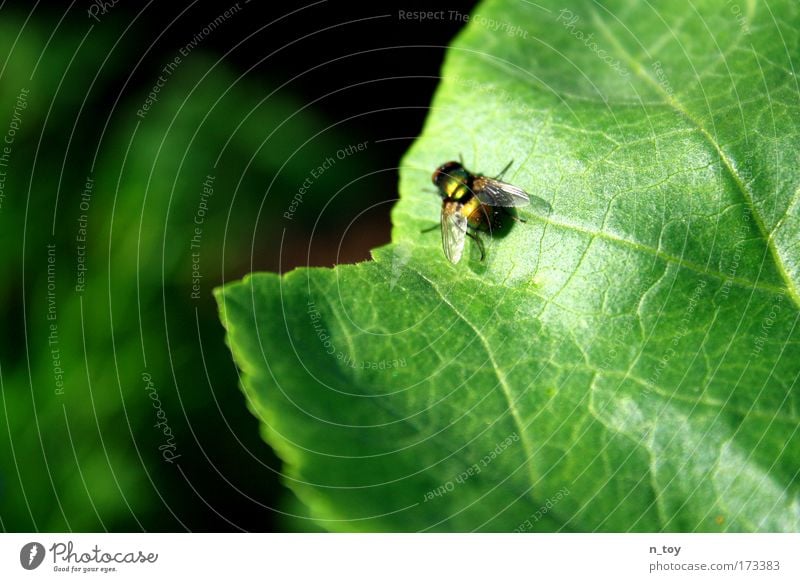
20,542 -> 45,570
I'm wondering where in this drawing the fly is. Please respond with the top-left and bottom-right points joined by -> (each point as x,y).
431,159 -> 550,263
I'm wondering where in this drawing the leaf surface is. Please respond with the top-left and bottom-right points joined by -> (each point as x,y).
217,0 -> 800,531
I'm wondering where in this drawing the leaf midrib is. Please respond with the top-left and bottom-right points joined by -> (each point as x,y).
395,206 -> 791,298
587,6 -> 800,310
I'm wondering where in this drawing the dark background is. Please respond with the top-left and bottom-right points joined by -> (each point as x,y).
0,0 -> 477,531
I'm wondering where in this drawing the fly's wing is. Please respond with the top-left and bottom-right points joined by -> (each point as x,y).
473,176 -> 530,207
527,194 -> 553,216
474,176 -> 552,215
441,202 -> 467,264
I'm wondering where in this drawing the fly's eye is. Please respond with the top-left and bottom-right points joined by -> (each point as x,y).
432,165 -> 450,187
433,161 -> 461,186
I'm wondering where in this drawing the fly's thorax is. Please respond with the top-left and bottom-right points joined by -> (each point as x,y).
433,161 -> 472,201
441,177 -> 471,200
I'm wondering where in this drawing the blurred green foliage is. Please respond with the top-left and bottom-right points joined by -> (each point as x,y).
0,12 -> 375,531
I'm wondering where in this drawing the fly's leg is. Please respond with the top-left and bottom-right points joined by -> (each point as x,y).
421,224 -> 438,234
466,230 -> 486,261
494,160 -> 514,181
502,207 -> 527,224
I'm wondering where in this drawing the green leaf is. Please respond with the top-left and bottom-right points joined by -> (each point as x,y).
217,0 -> 800,531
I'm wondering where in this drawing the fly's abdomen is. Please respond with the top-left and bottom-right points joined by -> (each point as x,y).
466,201 -> 503,231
